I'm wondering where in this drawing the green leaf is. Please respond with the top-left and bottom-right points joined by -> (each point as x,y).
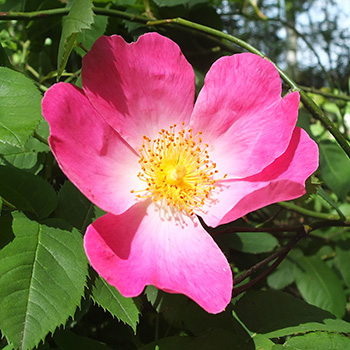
75,15 -> 109,56
0,213 -> 14,249
56,181 -> 95,231
91,276 -> 140,333
292,254 -> 346,318
217,232 -> 278,253
334,239 -> 350,288
139,336 -> 193,350
283,332 -> 350,349
0,165 -> 57,219
54,329 -> 112,350
234,290 -> 350,338
0,212 -> 88,350
57,0 -> 95,79
319,140 -> 350,200
267,258 -> 295,289
0,67 -> 42,155
153,0 -> 191,6
317,187 -> 346,220
252,334 -> 274,350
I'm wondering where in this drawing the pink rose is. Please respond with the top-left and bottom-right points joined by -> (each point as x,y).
42,33 -> 318,313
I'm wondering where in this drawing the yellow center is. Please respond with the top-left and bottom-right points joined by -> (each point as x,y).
131,123 -> 226,215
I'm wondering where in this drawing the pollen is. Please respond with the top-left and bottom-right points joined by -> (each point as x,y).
131,123 -> 225,215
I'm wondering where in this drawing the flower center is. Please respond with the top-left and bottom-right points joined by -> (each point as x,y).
131,123 -> 226,215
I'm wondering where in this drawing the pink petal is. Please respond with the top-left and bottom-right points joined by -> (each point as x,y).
82,33 -> 195,150
201,127 -> 319,227
190,53 -> 299,179
84,200 -> 232,314
42,83 -> 140,215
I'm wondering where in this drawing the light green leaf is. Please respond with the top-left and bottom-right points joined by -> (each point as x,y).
0,67 -> 42,155
284,332 -> 350,349
75,15 -> 108,56
57,0 -> 95,79
0,212 -> 88,350
217,231 -> 278,253
153,0 -> 190,6
235,290 -> 350,338
0,165 -> 57,219
91,276 -> 140,333
292,254 -> 346,318
334,239 -> 350,288
319,140 -> 350,200
267,258 -> 295,289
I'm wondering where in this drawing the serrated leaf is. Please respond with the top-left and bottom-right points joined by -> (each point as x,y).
75,15 -> 108,57
292,254 -> 346,318
0,67 -> 42,155
217,231 -> 278,253
235,290 -> 350,338
0,165 -> 57,219
284,332 -> 350,349
319,140 -> 350,200
57,0 -> 95,79
0,212 -> 88,350
91,276 -> 140,333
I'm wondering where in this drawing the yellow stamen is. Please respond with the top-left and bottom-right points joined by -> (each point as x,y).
132,123 -> 224,215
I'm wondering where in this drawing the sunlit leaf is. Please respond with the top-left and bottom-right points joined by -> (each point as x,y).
292,254 -> 346,318
0,67 -> 42,155
91,276 -> 140,333
319,140 -> 350,200
57,0 -> 95,79
283,332 -> 350,349
0,212 -> 88,350
217,231 -> 278,253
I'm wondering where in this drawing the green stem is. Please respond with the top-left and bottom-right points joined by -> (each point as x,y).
0,7 -> 149,23
278,201 -> 348,221
147,17 -> 350,159
299,85 -> 350,102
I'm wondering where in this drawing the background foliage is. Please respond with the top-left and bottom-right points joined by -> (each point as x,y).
1,0 -> 350,349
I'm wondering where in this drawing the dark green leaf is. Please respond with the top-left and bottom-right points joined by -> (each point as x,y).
54,329 -> 112,350
57,0 -> 95,79
217,232 -> 278,253
139,336 -> 193,350
184,328 -> 253,350
0,67 -> 42,155
292,254 -> 346,318
0,213 -> 14,249
0,165 -> 57,219
283,332 -> 350,349
235,290 -> 350,337
0,212 -> 88,350
56,181 -> 95,231
91,276 -> 140,333
319,140 -> 350,200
